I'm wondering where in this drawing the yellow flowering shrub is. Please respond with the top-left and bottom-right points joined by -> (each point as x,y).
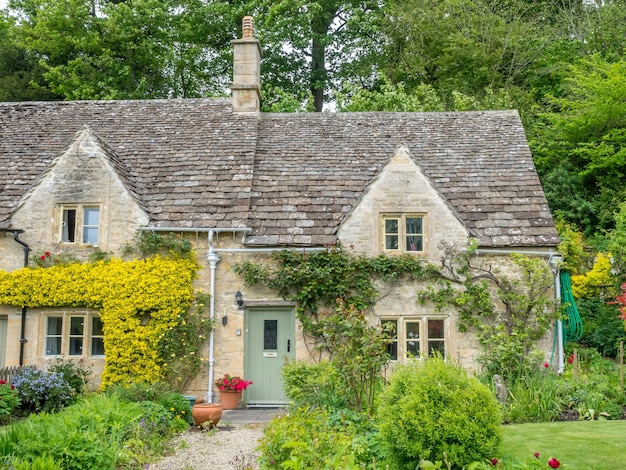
0,256 -> 198,388
571,252 -> 616,300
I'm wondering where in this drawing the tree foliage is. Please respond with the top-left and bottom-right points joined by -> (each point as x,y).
532,55 -> 626,235
7,0 -> 235,99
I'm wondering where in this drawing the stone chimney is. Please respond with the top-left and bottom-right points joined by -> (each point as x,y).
231,16 -> 261,113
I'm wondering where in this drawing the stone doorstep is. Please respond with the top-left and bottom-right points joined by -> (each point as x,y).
221,407 -> 285,424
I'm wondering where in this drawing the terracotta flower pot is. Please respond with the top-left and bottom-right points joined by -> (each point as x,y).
219,390 -> 242,410
191,403 -> 223,427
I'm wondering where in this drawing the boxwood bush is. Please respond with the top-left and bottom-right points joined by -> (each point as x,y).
258,407 -> 358,468
377,357 -> 502,469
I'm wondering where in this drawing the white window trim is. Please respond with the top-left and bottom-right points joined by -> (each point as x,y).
382,316 -> 446,362
43,311 -> 105,358
381,213 -> 426,253
58,204 -> 101,246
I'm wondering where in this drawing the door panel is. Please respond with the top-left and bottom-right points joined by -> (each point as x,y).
244,308 -> 295,405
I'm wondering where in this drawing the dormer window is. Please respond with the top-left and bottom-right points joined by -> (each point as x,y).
382,214 -> 424,252
60,206 -> 100,244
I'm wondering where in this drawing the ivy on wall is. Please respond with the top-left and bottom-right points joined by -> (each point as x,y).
0,256 -> 199,388
235,242 -> 557,384
234,245 -> 438,340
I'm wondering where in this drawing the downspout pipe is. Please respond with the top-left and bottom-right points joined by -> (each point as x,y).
206,231 -> 220,403
11,230 -> 30,366
549,254 -> 564,373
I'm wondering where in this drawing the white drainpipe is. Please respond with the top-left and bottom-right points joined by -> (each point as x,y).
207,230 -> 221,403
549,254 -> 564,373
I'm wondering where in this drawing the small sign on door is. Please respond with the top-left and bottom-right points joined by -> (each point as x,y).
263,351 -> 278,358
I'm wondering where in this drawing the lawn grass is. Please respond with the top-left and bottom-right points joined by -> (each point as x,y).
501,420 -> 626,469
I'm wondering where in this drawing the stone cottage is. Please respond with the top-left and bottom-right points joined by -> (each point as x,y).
0,19 -> 561,405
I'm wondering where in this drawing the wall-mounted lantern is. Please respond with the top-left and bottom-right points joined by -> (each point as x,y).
235,290 -> 244,310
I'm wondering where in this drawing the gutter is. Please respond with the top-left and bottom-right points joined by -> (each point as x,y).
0,229 -> 30,366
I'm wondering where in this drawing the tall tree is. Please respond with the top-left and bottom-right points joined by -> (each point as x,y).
532,55 -> 626,235
378,0 -> 555,107
0,10 -> 58,101
7,0 -> 235,99
244,0 -> 383,111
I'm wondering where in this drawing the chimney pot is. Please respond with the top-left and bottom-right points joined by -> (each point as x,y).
242,16 -> 254,39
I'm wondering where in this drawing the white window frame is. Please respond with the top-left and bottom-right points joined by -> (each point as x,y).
381,214 -> 425,253
382,317 -> 446,361
43,312 -> 105,358
59,205 -> 100,245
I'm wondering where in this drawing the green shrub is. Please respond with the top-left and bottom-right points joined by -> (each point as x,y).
12,366 -> 74,413
106,381 -> 193,425
600,401 -> 624,420
503,374 -> 564,423
258,407 -> 356,469
0,394 -> 138,469
117,400 -> 189,467
577,298 -> 626,358
0,393 -> 185,469
0,381 -> 20,423
47,359 -> 92,395
150,392 -> 193,426
377,357 -> 502,470
105,380 -> 171,402
282,360 -> 348,409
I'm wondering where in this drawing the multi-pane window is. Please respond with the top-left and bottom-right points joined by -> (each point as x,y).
44,313 -> 104,357
91,317 -> 105,356
61,206 -> 100,244
382,320 -> 398,360
82,208 -> 100,244
45,317 -> 63,356
382,318 -> 445,361
428,319 -> 445,356
383,215 -> 424,252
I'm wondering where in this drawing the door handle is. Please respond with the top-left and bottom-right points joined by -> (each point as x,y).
287,339 -> 291,352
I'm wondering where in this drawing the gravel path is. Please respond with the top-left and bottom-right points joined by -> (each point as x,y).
148,424 -> 265,470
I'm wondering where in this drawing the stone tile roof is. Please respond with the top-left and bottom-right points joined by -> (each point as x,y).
0,100 -> 559,248
0,99 -> 256,229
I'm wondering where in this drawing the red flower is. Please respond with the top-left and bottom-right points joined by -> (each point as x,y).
567,356 -> 573,364
544,361 -> 549,368
534,452 -> 540,458
491,458 -> 498,465
44,251 -> 51,257
548,458 -> 560,468
40,255 -> 46,260
214,374 -> 253,392
0,380 -> 6,385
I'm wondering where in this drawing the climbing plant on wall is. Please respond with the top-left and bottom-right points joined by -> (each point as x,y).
419,241 -> 557,383
236,242 -> 557,385
0,254 -> 202,389
234,245 -> 438,341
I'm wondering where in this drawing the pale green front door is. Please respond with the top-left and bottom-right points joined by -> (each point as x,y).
244,308 -> 295,405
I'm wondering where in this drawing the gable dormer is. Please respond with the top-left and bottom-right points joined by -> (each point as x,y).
337,144 -> 471,260
10,127 -> 149,253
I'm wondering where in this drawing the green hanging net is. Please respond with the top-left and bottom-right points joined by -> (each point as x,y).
560,271 -> 583,343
